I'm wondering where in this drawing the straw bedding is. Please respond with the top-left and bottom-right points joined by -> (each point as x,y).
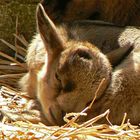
0,37 -> 140,140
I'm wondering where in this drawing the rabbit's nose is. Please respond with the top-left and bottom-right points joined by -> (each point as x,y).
76,49 -> 92,60
49,105 -> 66,126
61,109 -> 66,118
58,109 -> 66,126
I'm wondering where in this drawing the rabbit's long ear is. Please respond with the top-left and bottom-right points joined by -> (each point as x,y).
107,45 -> 133,66
36,4 -> 65,54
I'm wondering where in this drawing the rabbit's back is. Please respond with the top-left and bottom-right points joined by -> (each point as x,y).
90,35 -> 140,124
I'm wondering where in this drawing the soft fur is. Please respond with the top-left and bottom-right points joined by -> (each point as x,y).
19,4 -> 140,126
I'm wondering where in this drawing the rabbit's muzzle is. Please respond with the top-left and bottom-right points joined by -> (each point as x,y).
45,102 -> 66,126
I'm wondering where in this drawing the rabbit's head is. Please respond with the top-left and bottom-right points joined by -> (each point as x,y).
36,4 -> 112,126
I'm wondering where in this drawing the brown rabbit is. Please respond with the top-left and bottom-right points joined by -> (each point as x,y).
41,0 -> 140,26
20,4 -> 140,126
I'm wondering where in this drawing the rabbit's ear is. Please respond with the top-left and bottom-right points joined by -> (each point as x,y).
107,45 -> 133,66
36,4 -> 65,53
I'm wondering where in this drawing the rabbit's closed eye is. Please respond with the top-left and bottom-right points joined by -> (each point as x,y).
63,80 -> 75,93
55,71 -> 75,93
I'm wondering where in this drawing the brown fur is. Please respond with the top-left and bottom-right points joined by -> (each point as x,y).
19,5 -> 140,126
41,0 -> 140,26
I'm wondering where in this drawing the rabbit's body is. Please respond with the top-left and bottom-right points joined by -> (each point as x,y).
20,5 -> 140,126
87,41 -> 140,124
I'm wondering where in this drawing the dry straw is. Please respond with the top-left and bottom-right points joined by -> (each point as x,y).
0,35 -> 27,89
0,36 -> 140,139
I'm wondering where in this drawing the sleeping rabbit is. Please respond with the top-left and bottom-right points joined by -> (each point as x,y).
20,4 -> 140,126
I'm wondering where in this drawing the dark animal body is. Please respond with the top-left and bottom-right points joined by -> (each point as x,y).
41,0 -> 140,26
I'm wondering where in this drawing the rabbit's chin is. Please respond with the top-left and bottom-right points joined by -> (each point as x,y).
45,107 -> 65,126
